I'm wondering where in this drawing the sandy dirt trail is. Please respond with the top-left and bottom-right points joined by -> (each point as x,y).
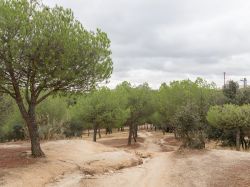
2,131 -> 250,187
45,132 -> 170,187
81,132 -> 175,187
0,139 -> 142,187
81,132 -> 250,187
82,153 -> 173,187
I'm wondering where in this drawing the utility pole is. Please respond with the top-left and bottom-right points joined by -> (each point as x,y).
223,72 -> 226,88
240,78 -> 247,89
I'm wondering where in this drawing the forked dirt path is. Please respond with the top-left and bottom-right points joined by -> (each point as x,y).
1,131 -> 250,187
81,132 -> 174,187
80,132 -> 250,187
81,152 -> 173,187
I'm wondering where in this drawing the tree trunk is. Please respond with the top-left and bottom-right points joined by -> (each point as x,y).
15,96 -> 44,157
132,131 -> 137,142
93,127 -> 97,142
236,127 -> 241,151
98,128 -> 101,138
128,124 -> 133,145
134,125 -> 138,138
87,129 -> 90,137
174,129 -> 177,139
26,104 -> 45,157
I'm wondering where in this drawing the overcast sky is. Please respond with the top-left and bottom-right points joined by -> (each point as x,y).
43,0 -> 250,88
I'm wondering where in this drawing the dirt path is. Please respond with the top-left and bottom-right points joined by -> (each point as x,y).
1,131 -> 250,187
1,140 -> 142,187
45,132 -> 165,187
81,153 -> 172,187
81,132 -> 174,187
80,132 -> 250,187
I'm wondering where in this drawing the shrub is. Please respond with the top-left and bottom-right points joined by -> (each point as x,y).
173,103 -> 205,149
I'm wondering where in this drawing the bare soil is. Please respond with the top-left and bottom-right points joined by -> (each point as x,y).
0,147 -> 36,168
98,137 -> 145,149
0,139 -> 142,187
1,131 -> 250,187
81,132 -> 250,187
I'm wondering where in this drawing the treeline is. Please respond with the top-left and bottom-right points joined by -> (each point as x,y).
1,78 -> 250,150
0,78 -> 250,149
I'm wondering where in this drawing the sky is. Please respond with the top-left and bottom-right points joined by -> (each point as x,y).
43,0 -> 250,89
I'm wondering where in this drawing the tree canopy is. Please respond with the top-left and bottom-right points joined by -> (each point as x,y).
207,104 -> 250,150
0,0 -> 113,157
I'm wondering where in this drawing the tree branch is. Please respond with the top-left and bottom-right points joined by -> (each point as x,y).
0,85 -> 15,99
36,87 -> 60,105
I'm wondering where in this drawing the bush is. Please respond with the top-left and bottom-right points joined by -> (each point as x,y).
64,120 -> 85,137
207,104 -> 250,150
173,103 -> 205,149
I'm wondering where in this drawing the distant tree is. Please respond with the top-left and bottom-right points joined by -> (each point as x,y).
125,84 -> 153,145
0,94 -> 13,124
71,88 -> 128,142
207,104 -> 250,151
0,0 -> 112,157
156,78 -> 218,138
237,87 -> 250,105
36,96 -> 68,140
172,103 -> 205,149
0,94 -> 15,141
1,103 -> 26,142
223,80 -> 239,104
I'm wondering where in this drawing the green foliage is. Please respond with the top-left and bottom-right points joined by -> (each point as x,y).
0,0 -> 113,98
36,96 -> 68,139
0,0 -> 113,156
155,78 -> 219,132
0,95 -> 13,126
69,87 -> 129,139
127,83 -> 154,125
207,104 -> 250,129
172,103 -> 205,149
0,104 -> 25,142
223,80 -> 239,104
207,104 -> 250,150
237,87 -> 250,105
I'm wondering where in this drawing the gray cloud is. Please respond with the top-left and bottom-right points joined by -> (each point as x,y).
43,0 -> 250,88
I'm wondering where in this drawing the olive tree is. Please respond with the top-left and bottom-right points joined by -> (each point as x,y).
0,0 -> 112,157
